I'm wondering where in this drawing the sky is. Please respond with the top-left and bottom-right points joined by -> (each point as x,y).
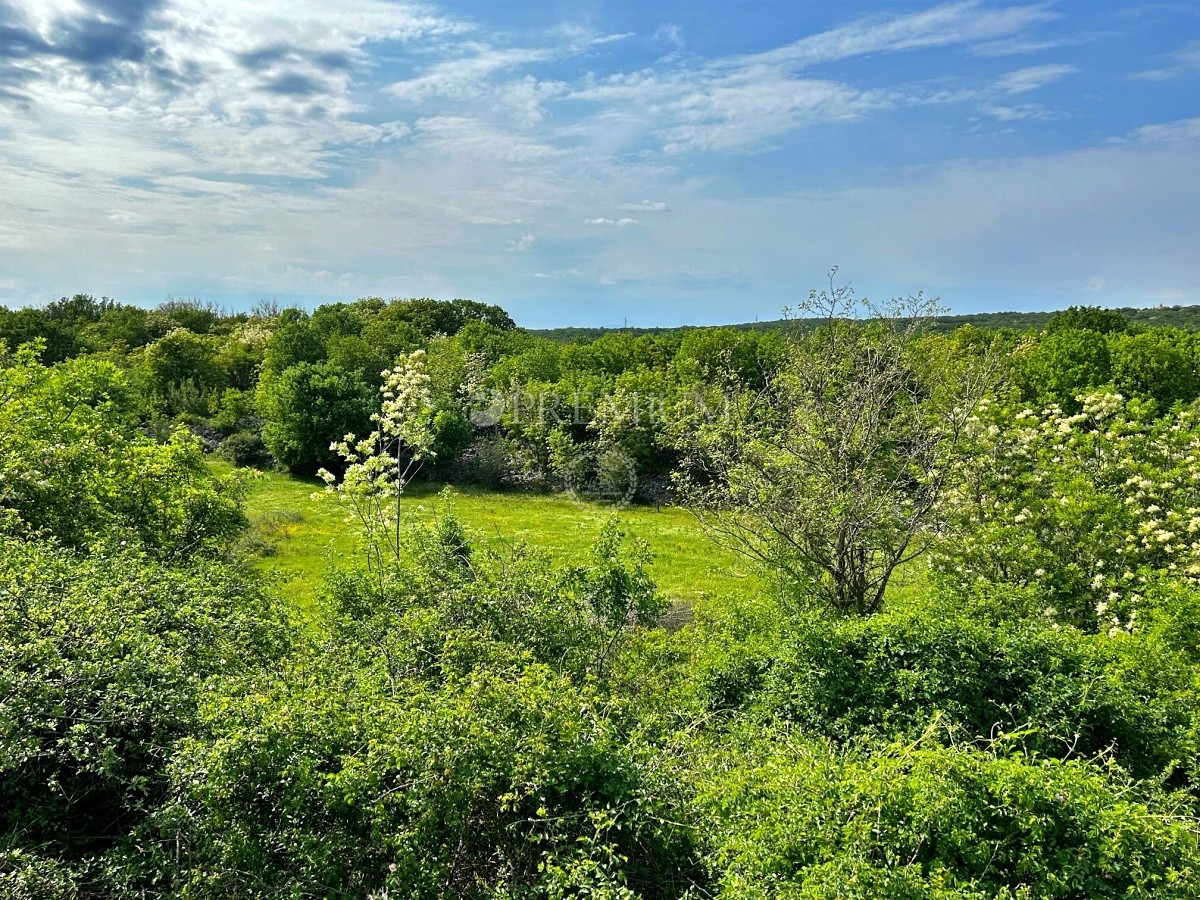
0,0 -> 1198,328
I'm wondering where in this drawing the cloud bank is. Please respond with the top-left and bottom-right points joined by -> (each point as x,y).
0,0 -> 1196,325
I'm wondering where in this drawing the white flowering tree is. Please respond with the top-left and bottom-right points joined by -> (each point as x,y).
317,350 -> 436,569
936,390 -> 1200,633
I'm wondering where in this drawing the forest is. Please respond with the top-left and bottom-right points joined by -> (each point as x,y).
3,288 -> 1200,898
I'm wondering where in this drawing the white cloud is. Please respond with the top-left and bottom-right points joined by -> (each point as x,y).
386,48 -> 556,102
652,24 -> 684,50
995,64 -> 1077,94
0,0 -> 463,184
1179,41 -> 1200,68
589,33 -> 634,46
968,36 -> 1076,58
1131,39 -> 1200,81
913,63 -> 1076,123
382,26 -> 630,126
619,200 -> 667,211
412,116 -> 565,162
571,69 -> 889,154
1129,117 -> 1200,145
662,76 -> 887,154
728,0 -> 1058,71
980,103 -> 1050,122
571,1 -> 1056,155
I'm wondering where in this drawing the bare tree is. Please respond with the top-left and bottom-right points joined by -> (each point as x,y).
250,298 -> 281,319
671,271 -> 994,616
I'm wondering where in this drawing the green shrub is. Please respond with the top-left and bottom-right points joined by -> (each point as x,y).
160,513 -> 689,897
687,727 -> 1200,898
168,655 -> 696,898
322,512 -> 666,683
0,849 -> 78,900
256,360 -> 375,474
1016,328 -> 1111,410
218,430 -> 272,468
0,537 -> 289,893
693,603 -> 1200,787
0,344 -> 246,557
1111,329 -> 1200,406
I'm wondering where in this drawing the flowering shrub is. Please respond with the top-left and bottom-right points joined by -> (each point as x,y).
318,350 -> 435,566
937,390 -> 1200,632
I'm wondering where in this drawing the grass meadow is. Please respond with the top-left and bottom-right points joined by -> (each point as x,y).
237,468 -> 764,617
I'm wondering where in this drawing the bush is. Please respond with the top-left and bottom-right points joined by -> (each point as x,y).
0,537 -> 289,893
155,514 -> 696,898
1017,328 -> 1112,410
168,654 -> 694,898
322,512 -> 665,683
256,361 -> 376,474
687,727 -> 1200,898
0,849 -> 78,900
218,430 -> 272,468
693,602 -> 1200,788
1111,329 -> 1200,406
0,345 -> 246,557
454,434 -> 543,488
937,391 -> 1200,630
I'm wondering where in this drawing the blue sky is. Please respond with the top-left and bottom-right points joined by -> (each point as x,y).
0,0 -> 1197,327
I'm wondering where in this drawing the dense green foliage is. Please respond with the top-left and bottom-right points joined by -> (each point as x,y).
167,517 -> 688,898
3,293 -> 1200,896
688,729 -> 1200,898
6,293 -> 1200,496
257,360 -> 377,473
0,342 -> 245,556
0,540 -> 289,894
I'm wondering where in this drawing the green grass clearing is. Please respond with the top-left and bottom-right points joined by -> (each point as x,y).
238,469 -> 762,616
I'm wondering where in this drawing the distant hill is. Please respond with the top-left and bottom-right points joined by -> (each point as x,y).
530,304 -> 1200,341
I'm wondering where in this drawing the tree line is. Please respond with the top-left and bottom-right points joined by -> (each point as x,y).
4,292 -> 1200,495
